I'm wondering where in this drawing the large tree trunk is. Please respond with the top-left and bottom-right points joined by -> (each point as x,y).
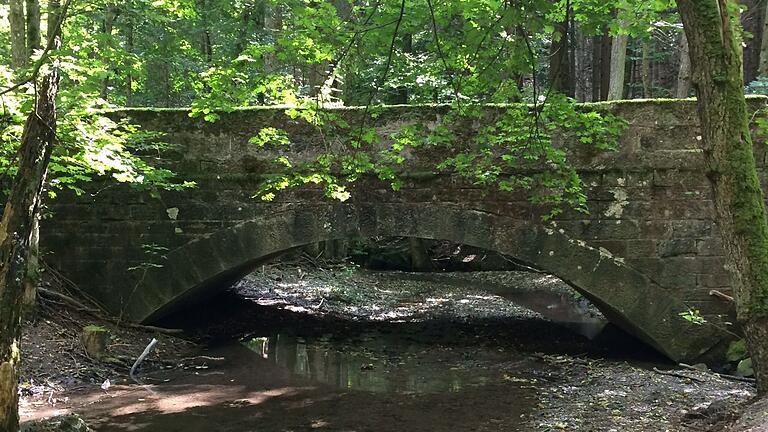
607,31 -> 628,100
25,0 -> 40,58
9,0 -> 27,69
676,33 -> 692,97
677,0 -> 768,395
0,66 -> 60,432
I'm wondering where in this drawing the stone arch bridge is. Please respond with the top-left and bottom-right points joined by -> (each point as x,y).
42,98 -> 768,363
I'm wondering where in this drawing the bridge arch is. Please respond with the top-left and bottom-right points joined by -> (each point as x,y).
129,202 -> 721,362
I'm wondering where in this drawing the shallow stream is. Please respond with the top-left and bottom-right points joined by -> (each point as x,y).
42,269 -> 740,432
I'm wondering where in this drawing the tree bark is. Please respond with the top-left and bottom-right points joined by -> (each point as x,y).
742,0 -> 763,83
126,17 -> 134,104
641,40 -> 652,98
25,0 -> 40,58
9,0 -> 27,69
392,33 -> 412,104
591,35 -> 602,101
0,66 -> 60,432
549,8 -> 573,96
600,32 -> 612,100
47,0 -> 61,44
100,3 -> 118,98
759,0 -> 768,76
677,0 -> 768,395
607,31 -> 628,100
676,32 -> 692,97
22,218 -> 39,311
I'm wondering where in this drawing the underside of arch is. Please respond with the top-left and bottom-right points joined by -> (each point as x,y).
129,202 -> 725,363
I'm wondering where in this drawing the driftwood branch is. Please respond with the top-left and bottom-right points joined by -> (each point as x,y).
130,338 -> 158,383
709,290 -> 734,302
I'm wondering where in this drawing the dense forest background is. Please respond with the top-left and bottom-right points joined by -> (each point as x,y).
3,0 -> 768,113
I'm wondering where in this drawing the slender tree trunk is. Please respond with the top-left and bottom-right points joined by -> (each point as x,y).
676,32 -> 692,97
759,0 -> 768,76
21,218 -> 38,311
100,3 -> 118,98
574,29 -> 590,102
607,32 -> 628,100
47,0 -> 61,44
25,0 -> 40,58
549,7 -> 573,96
568,15 -> 577,97
196,0 -> 213,62
234,4 -> 253,56
126,18 -> 134,104
392,33 -> 412,104
9,0 -> 27,69
641,40 -> 652,98
600,32 -> 612,100
264,1 -> 282,73
0,65 -> 60,432
677,0 -> 768,395
591,36 -> 602,101
742,0 -> 762,83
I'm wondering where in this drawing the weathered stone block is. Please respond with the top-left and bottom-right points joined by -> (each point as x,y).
657,239 -> 697,257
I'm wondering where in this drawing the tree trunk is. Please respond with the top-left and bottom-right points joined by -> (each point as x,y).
607,31 -> 628,100
197,0 -> 213,62
9,0 -> 27,69
600,32 -> 612,100
574,28 -> 591,102
22,217 -> 39,311
549,8 -> 573,96
641,40 -> 652,98
591,36 -> 602,101
126,18 -> 134,104
0,65 -> 60,432
759,0 -> 768,76
392,33 -> 412,104
676,32 -> 692,98
47,0 -> 61,44
100,4 -> 118,98
742,0 -> 763,83
677,0 -> 768,395
25,0 -> 40,58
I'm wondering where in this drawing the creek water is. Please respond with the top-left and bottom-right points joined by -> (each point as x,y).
64,270 -> 664,431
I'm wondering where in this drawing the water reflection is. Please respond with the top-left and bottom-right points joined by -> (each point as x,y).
243,333 -> 511,394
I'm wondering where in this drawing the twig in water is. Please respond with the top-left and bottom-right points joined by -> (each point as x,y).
130,338 -> 158,383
